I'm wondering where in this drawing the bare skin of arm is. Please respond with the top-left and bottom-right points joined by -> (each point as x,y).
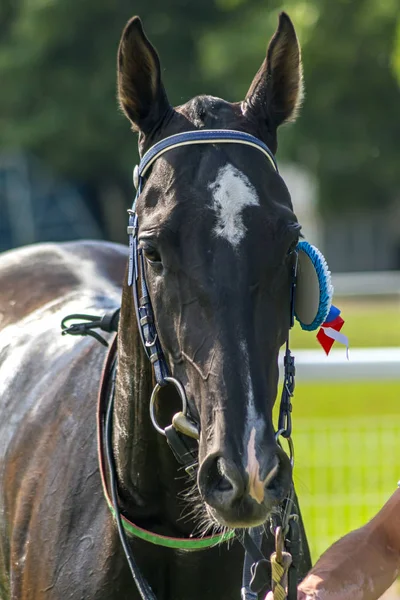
297,488 -> 400,600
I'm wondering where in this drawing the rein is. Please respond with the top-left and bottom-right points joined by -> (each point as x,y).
96,336 -> 234,550
62,129 -> 302,600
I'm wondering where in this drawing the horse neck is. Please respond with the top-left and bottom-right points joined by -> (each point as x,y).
113,278 -> 193,533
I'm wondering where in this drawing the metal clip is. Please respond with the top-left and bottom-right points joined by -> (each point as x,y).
275,430 -> 294,468
145,333 -> 158,348
184,462 -> 198,479
275,526 -> 284,563
172,411 -> 200,440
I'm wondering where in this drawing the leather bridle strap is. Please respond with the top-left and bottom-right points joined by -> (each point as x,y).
96,336 -> 235,550
136,129 -> 278,179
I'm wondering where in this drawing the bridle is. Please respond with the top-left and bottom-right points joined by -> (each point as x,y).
62,129 -> 301,600
126,129 -> 299,600
127,127 -> 294,432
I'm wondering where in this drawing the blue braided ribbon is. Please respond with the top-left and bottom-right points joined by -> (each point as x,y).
295,241 -> 333,331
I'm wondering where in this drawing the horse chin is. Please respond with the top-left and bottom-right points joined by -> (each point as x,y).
205,498 -> 274,530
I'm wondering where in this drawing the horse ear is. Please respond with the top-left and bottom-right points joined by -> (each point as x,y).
244,12 -> 303,129
118,17 -> 171,132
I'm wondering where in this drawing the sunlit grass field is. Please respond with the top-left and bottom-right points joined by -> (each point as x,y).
280,381 -> 400,560
276,297 -> 400,561
291,298 -> 400,349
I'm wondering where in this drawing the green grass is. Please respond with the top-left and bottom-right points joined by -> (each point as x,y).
274,381 -> 400,561
291,298 -> 400,349
285,296 -> 400,557
286,380 -> 400,419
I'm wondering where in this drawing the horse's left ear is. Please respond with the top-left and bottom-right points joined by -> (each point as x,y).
244,12 -> 303,129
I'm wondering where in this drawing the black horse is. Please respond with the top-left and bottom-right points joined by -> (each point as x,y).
0,12 -> 311,600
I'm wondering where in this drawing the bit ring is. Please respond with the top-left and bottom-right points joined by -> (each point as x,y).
150,376 -> 188,436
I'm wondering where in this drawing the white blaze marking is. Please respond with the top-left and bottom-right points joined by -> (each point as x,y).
246,427 -> 279,504
240,341 -> 279,499
246,427 -> 264,503
208,164 -> 259,247
240,340 -> 259,438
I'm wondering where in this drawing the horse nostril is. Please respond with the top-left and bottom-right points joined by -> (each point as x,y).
199,455 -> 244,510
216,477 -> 233,492
213,458 -> 234,492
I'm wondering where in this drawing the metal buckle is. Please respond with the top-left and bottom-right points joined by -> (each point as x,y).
275,429 -> 294,468
145,333 -> 158,348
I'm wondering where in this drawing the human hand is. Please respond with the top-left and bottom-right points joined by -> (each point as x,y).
265,529 -> 399,600
265,489 -> 400,600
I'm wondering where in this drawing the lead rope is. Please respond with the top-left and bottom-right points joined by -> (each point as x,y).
240,252 -> 299,600
240,350 -> 297,600
271,527 -> 292,600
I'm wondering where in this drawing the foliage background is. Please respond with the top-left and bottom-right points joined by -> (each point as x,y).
0,0 -> 399,239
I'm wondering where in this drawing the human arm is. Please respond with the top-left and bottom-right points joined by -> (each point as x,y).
297,487 -> 400,600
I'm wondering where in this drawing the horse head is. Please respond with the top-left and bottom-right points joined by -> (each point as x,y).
117,13 -> 303,529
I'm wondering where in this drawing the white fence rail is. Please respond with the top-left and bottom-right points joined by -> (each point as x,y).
279,347 -> 400,381
332,271 -> 400,297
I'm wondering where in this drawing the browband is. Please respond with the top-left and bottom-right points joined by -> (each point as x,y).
135,129 -> 278,185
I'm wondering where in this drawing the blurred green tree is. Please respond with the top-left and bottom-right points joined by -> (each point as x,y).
0,0 -> 223,180
0,0 -> 399,229
198,0 -> 400,214
0,0 -> 226,238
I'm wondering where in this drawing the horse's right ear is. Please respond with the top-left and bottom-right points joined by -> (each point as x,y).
244,13 -> 303,131
118,17 -> 171,133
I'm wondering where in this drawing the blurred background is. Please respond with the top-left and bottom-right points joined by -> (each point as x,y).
0,0 -> 399,580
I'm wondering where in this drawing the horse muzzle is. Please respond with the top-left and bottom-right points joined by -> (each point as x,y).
197,444 -> 292,528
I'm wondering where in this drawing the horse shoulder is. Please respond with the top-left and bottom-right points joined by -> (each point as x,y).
0,240 -> 133,598
0,240 -> 127,330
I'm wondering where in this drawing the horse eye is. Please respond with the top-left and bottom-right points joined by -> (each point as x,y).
140,243 -> 162,265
